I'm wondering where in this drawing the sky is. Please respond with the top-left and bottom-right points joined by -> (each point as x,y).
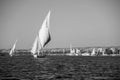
0,0 -> 120,49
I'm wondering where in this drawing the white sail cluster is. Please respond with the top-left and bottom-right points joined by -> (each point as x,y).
9,40 -> 17,56
31,11 -> 51,58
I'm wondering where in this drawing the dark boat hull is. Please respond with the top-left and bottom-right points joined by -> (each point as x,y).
37,55 -> 46,58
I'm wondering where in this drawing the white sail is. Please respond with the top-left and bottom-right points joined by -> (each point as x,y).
31,11 -> 51,57
38,11 -> 51,47
9,40 -> 17,56
76,48 -> 80,53
91,48 -> 96,56
31,36 -> 38,55
70,44 -> 75,53
31,35 -> 42,57
36,35 -> 42,55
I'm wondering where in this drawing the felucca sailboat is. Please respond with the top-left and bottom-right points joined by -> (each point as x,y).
31,11 -> 51,58
9,40 -> 17,56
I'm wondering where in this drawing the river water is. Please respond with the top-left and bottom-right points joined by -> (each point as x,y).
0,53 -> 120,80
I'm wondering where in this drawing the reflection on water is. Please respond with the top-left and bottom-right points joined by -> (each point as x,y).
0,53 -> 120,80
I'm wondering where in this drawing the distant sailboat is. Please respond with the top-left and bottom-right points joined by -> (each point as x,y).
9,40 -> 17,56
31,11 -> 51,58
70,44 -> 75,53
91,48 -> 96,56
67,44 -> 75,56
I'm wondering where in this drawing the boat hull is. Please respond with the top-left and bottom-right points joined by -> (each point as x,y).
37,55 -> 46,58
33,54 -> 46,58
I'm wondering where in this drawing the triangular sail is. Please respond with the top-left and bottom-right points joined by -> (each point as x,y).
38,11 -> 51,47
9,40 -> 17,56
31,35 -> 42,55
31,11 -> 51,57
31,36 -> 38,55
36,35 -> 42,55
91,48 -> 96,56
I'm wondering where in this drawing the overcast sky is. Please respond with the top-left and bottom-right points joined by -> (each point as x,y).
0,0 -> 120,49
